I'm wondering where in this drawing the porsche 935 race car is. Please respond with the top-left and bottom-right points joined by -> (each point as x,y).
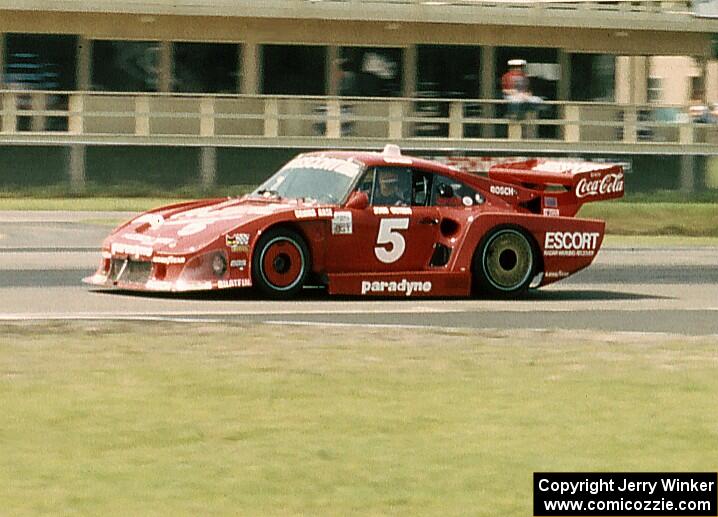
84,145 -> 624,298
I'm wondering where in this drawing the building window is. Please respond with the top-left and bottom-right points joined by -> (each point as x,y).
337,47 -> 402,97
570,54 -> 616,102
262,45 -> 326,95
647,77 -> 663,103
690,75 -> 705,99
173,42 -> 239,93
416,45 -> 481,98
3,33 -> 77,90
91,40 -> 160,92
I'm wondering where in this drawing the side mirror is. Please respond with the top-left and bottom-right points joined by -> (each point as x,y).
438,184 -> 454,198
345,190 -> 369,209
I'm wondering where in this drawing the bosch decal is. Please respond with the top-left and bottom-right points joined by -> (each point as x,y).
490,185 -> 517,197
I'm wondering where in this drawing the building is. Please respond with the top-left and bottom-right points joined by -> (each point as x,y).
1,0 -> 717,192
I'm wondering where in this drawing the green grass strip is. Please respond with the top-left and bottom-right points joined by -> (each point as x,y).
581,202 -> 718,237
1,322 -> 716,516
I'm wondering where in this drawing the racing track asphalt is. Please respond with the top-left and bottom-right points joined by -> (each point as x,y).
1,211 -> 717,336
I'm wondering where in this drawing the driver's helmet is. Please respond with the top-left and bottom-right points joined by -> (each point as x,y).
378,170 -> 410,204
379,170 -> 401,191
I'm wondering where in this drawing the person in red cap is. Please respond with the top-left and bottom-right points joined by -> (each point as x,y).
501,59 -> 530,119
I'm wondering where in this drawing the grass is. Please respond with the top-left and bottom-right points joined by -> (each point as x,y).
603,234 -> 718,247
0,182 -> 254,200
622,189 -> 718,204
580,202 -> 718,237
1,322 -> 717,515
0,197 -> 188,212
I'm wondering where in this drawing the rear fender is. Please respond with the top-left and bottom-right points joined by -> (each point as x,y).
453,213 -> 605,286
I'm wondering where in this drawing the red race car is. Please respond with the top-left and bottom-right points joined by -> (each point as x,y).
85,145 -> 624,298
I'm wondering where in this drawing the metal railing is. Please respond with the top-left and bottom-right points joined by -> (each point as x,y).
318,0 -> 693,13
2,0 -> 694,15
1,90 -> 716,151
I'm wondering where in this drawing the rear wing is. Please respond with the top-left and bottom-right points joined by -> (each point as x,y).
437,157 -> 624,217
489,159 -> 624,202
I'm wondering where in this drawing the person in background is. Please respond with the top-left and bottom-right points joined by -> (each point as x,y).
337,58 -> 359,97
501,59 -> 530,119
688,92 -> 711,124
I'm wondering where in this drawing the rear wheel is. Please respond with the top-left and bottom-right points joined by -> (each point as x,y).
252,228 -> 310,299
473,227 -> 536,298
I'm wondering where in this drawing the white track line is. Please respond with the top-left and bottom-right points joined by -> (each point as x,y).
264,320 -> 718,338
0,307 -> 717,321
0,315 -> 222,323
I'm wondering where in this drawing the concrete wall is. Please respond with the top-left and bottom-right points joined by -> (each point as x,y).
0,145 -> 709,194
0,10 -> 711,57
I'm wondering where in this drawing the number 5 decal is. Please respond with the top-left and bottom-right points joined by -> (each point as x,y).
375,218 -> 409,263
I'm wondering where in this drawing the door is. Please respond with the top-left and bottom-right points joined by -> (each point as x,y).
326,166 -> 440,273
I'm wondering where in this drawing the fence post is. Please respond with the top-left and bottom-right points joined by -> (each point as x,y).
1,92 -> 17,133
622,105 -> 637,143
68,94 -> 84,135
680,154 -> 695,193
200,146 -> 217,189
508,120 -> 522,140
388,101 -> 403,139
264,97 -> 279,137
449,101 -> 463,139
68,144 -> 86,192
31,92 -> 46,132
135,96 -> 150,136
326,99 -> 341,138
200,97 -> 215,137
564,104 -> 580,143
679,121 -> 694,145
524,110 -> 538,139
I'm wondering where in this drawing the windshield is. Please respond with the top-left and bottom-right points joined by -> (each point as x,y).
252,156 -> 365,203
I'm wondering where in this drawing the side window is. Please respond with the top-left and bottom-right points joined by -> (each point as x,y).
411,169 -> 432,207
371,167 -> 412,206
369,167 -> 436,207
430,174 -> 481,207
356,168 -> 375,200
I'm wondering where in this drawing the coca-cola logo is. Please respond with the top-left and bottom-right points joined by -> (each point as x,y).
576,173 -> 624,198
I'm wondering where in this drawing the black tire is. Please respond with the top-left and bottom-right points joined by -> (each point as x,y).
473,226 -> 537,298
252,228 -> 310,299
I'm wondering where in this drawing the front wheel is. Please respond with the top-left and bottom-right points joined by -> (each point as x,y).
252,228 -> 310,299
473,227 -> 536,298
